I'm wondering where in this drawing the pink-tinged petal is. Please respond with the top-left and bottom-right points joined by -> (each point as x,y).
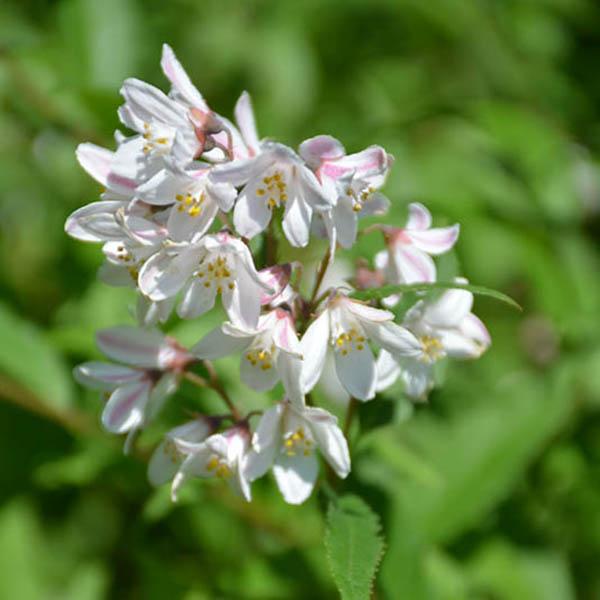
74,362 -> 142,390
135,168 -> 185,206
393,245 -> 436,284
76,143 -> 114,186
375,351 -> 401,392
361,191 -> 390,217
303,406 -> 350,478
124,215 -> 168,246
424,287 -> 473,328
405,202 -> 432,231
299,135 -> 346,169
406,224 -> 460,255
344,299 -> 394,323
258,264 -> 292,305
299,166 -> 333,211
64,201 -> 127,242
161,44 -> 208,110
282,196 -> 313,248
210,154 -> 271,187
299,311 -> 330,393
334,342 -> 377,401
96,326 -> 167,368
363,321 -> 422,357
233,188 -> 271,239
459,313 -> 491,349
177,278 -> 217,319
191,326 -> 252,359
272,311 -> 301,355
102,380 -> 151,433
334,145 -> 389,179
234,91 -> 260,155
273,451 -> 319,505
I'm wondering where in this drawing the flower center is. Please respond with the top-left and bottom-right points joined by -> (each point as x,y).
419,335 -> 444,363
245,345 -> 275,371
175,191 -> 205,217
206,455 -> 232,479
196,255 -> 235,294
346,185 -> 376,212
256,170 -> 288,209
142,122 -> 171,155
335,328 -> 366,356
282,428 -> 313,457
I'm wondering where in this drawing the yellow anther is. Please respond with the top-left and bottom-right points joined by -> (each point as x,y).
176,194 -> 184,201
228,282 -> 235,290
156,137 -> 168,144
204,282 -> 211,288
257,188 -> 266,196
188,205 -> 201,217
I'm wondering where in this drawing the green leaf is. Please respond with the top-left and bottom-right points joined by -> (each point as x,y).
325,494 -> 385,600
350,281 -> 522,311
0,302 -> 74,411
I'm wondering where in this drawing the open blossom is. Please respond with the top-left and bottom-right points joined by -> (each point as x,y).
300,135 -> 392,249
139,230 -> 272,327
245,400 -> 350,505
148,416 -> 216,486
171,424 -> 252,501
375,202 -> 459,285
300,291 -> 422,401
191,308 -> 303,404
211,142 -> 333,247
74,327 -> 193,448
376,282 -> 491,400
135,163 -> 237,242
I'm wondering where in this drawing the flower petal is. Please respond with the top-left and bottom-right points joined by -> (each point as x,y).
423,287 -> 473,328
233,187 -> 271,239
273,451 -> 319,505
74,362 -> 142,389
191,325 -> 252,359
303,406 -> 350,478
406,202 -> 432,231
138,247 -> 199,301
459,313 -> 491,349
299,135 -> 346,169
161,44 -> 208,110
363,321 -> 422,357
300,311 -> 330,393
406,224 -> 459,255
240,353 -> 279,392
96,326 -> 168,368
102,380 -> 151,433
375,350 -> 401,392
276,352 -> 304,407
393,245 -> 436,284
334,343 -> 377,401
400,360 -> 432,401
64,201 -> 127,242
177,278 -> 217,319
282,196 -> 313,247
234,91 -> 260,155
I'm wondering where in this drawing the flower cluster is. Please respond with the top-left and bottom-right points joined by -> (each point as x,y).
68,45 -> 490,505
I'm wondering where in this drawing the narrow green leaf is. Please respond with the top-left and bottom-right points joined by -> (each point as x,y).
350,281 -> 521,311
325,494 -> 385,600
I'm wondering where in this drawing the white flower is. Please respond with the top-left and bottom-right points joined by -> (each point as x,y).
171,425 -> 252,501
136,163 -> 237,242
257,263 -> 295,308
245,400 -> 350,505
138,230 -> 271,328
300,291 -> 421,401
376,281 -> 491,400
148,417 -> 216,486
299,135 -> 393,249
191,308 -> 303,405
375,202 -> 459,285
74,327 -> 193,448
211,142 -> 332,247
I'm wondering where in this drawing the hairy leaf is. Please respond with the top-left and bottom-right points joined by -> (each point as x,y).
325,494 -> 385,600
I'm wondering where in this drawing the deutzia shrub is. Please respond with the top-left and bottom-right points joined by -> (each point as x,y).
67,44 -> 497,507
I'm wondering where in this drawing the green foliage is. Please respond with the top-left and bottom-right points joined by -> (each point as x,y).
350,281 -> 522,311
325,494 -> 385,600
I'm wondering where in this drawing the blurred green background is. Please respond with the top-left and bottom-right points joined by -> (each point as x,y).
2,0 -> 600,598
